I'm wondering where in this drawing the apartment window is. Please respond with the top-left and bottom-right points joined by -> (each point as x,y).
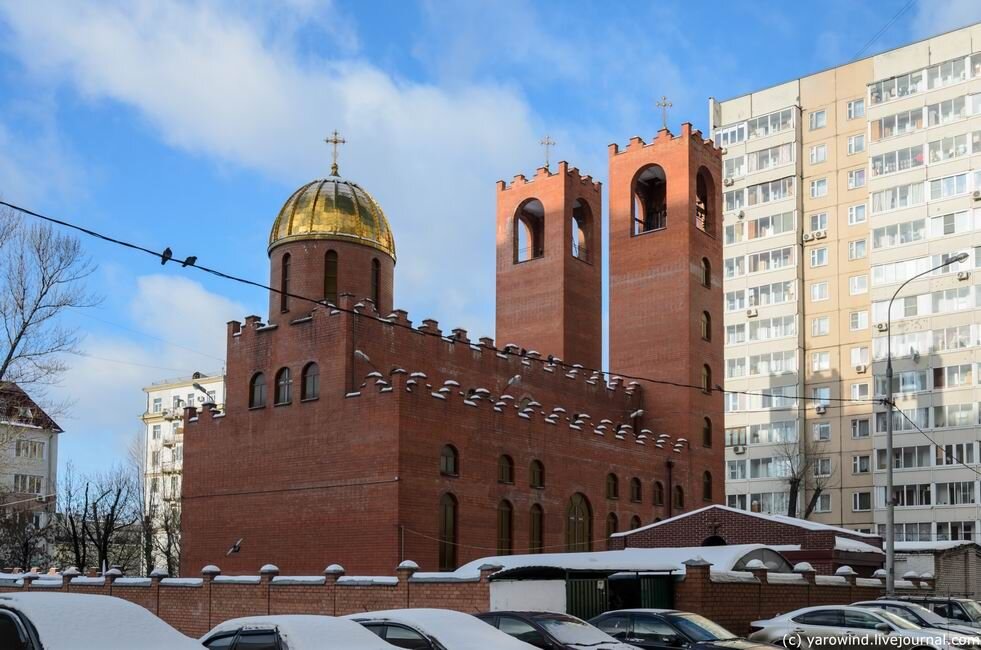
848,204 -> 866,225
812,352 -> 830,372
813,458 -> 832,477
934,364 -> 975,390
850,346 -> 869,366
809,212 -> 828,232
851,418 -> 871,438
725,427 -> 747,446
852,491 -> 872,512
152,424 -> 161,440
809,110 -> 827,130
810,178 -> 828,198
930,211 -> 972,237
745,108 -> 794,139
14,475 -> 42,495
813,387 -> 831,406
851,383 -> 870,400
849,275 -> 868,295
848,239 -> 867,260
852,455 -> 871,474
929,134 -> 968,163
814,493 -> 832,513
813,422 -> 831,441
929,173 -> 968,201
728,460 -> 747,480
926,96 -> 966,127
810,144 -> 827,164
847,99 -> 865,119
151,450 -> 160,466
811,282 -> 829,302
847,169 -> 865,189
810,247 -> 828,268
152,398 -> 162,413
847,134 -> 865,154
871,182 -> 924,214
849,311 -> 868,331
871,108 -> 923,140
812,316 -> 830,337
15,440 -> 43,459
928,57 -> 968,89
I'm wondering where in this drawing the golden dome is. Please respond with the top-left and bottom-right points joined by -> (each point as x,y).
269,176 -> 396,260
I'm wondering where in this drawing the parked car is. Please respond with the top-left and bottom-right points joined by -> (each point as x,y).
201,615 -> 396,649
853,600 -> 981,637
590,608 -> 778,650
748,605 -> 976,650
891,597 -> 981,629
348,608 -> 539,649
476,610 -> 639,650
0,592 -> 204,650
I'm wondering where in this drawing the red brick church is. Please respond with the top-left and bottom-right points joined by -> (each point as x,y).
181,124 -> 724,575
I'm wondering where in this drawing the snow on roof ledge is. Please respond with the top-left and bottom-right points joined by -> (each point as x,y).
835,536 -> 884,554
896,540 -> 979,552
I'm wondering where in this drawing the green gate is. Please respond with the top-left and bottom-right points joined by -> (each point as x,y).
566,577 -> 610,620
640,575 -> 675,608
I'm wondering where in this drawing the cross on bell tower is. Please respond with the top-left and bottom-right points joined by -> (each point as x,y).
325,129 -> 346,177
656,96 -> 673,130
540,135 -> 556,169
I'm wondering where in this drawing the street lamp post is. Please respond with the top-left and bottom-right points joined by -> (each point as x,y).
884,251 -> 968,596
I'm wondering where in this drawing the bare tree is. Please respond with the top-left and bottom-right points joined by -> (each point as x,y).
57,463 -> 91,570
156,505 -> 181,576
128,433 -> 156,575
0,206 -> 97,390
775,434 -> 837,519
0,510 -> 52,570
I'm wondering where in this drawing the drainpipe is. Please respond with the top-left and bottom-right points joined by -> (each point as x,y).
666,459 -> 675,517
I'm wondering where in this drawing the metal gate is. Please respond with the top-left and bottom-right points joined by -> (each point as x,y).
566,577 -> 610,620
640,575 -> 674,608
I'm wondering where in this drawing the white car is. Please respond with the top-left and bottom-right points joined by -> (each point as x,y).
346,608 -> 540,649
0,592 -> 204,650
201,615 -> 396,649
749,605 -> 979,650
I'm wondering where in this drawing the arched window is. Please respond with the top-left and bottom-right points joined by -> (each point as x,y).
696,167 -> 716,235
674,485 -> 685,509
606,473 -> 619,500
301,362 -> 319,400
632,165 -> 667,234
703,471 -> 713,501
606,513 -> 619,539
529,504 -> 544,554
371,258 -> 380,306
701,365 -> 713,394
630,515 -> 642,531
629,477 -> 642,503
702,417 -> 713,447
497,500 -> 514,555
249,372 -> 266,408
440,445 -> 459,476
324,250 -> 338,305
438,493 -> 457,570
571,199 -> 591,262
653,481 -> 665,506
565,493 -> 592,552
498,455 -> 515,484
530,460 -> 545,489
274,368 -> 292,405
515,199 -> 545,262
700,258 -> 711,288
701,311 -> 711,341
280,253 -> 291,312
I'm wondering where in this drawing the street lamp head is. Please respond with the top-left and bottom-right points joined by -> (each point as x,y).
947,252 -> 970,265
192,382 -> 208,394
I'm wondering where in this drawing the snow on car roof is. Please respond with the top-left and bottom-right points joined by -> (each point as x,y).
203,615 -> 393,649
345,608 -> 538,649
0,593 -> 202,650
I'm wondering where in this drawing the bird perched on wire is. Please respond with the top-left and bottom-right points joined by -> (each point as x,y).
181,255 -> 197,268
160,247 -> 173,265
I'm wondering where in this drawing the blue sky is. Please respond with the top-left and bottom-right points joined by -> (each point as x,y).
0,0 -> 979,477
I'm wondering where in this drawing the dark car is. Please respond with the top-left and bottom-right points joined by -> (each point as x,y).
475,611 -> 638,650
589,609 -> 777,650
891,596 -> 981,628
854,600 -> 981,636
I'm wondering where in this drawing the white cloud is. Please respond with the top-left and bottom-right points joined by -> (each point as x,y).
912,0 -> 981,39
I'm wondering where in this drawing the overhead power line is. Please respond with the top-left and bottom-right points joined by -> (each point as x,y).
1,199 -> 880,408
854,0 -> 917,60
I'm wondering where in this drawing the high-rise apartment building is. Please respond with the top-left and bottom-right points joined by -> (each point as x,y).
711,23 -> 981,537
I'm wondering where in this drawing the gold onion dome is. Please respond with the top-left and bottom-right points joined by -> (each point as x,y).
269,175 -> 396,261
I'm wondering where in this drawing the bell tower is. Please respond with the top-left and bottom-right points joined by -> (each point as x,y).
608,124 -> 724,488
495,162 -> 602,369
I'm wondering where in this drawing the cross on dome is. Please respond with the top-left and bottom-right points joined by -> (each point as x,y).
325,129 -> 346,177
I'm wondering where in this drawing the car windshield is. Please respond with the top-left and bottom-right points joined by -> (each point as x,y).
962,601 -> 981,620
536,615 -> 616,644
896,603 -> 946,625
665,613 -> 738,641
874,610 -> 921,630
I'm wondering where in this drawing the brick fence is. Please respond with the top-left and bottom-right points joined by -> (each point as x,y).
0,561 -> 931,638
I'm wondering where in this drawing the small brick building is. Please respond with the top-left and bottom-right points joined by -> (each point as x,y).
181,125 -> 724,575
609,504 -> 885,576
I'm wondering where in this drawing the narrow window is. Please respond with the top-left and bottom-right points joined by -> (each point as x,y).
703,472 -> 713,501
701,365 -> 713,393
701,258 -> 711,288
674,485 -> 685,509
301,363 -> 319,400
280,253 -> 291,312
529,460 -> 545,488
703,417 -> 713,447
249,373 -> 266,408
566,493 -> 592,552
696,167 -> 715,234
701,311 -> 712,341
497,500 -> 514,555
632,165 -> 667,234
324,250 -> 338,305
529,504 -> 544,553
653,481 -> 665,506
630,477 -> 642,503
606,512 -> 619,539
498,455 -> 515,484
571,200 -> 591,262
440,445 -> 459,476
274,367 -> 291,405
438,493 -> 457,570
629,515 -> 642,531
606,473 -> 619,500
371,258 -> 380,306
515,199 -> 545,262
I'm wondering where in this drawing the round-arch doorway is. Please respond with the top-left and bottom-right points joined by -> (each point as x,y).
702,535 -> 726,546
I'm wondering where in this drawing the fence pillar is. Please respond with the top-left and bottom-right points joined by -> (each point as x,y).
324,564 -> 345,615
260,564 -> 280,615
201,565 -> 221,631
396,560 -> 419,607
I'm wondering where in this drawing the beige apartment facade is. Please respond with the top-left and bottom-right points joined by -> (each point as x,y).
711,22 -> 981,537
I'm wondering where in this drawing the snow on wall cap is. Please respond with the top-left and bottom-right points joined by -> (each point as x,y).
149,568 -> 168,578
744,559 -> 766,570
397,560 -> 420,571
793,562 -> 815,573
683,557 -> 712,567
62,567 -> 81,577
105,568 -> 122,577
902,570 -> 919,579
478,563 -> 505,572
920,571 -> 934,579
260,564 -> 280,574
201,564 -> 221,575
873,569 -> 887,578
324,564 -> 346,575
835,565 -> 857,576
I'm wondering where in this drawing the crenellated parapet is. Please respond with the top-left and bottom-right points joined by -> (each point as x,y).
608,123 -> 722,159
496,160 -> 601,195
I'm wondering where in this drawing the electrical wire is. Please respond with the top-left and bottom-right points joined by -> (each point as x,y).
854,0 -> 917,60
892,405 -> 981,478
1,199 -> 879,407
